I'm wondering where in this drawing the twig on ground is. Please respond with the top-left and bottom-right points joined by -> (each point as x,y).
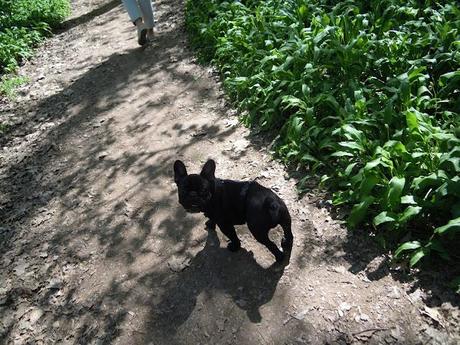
352,327 -> 390,336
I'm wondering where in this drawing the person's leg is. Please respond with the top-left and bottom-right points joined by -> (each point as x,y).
122,0 -> 148,45
121,0 -> 142,24
138,0 -> 155,39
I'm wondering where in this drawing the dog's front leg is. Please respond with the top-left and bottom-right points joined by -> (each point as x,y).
217,223 -> 241,252
205,219 -> 216,230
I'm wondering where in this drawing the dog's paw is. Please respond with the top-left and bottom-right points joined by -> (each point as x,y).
281,237 -> 293,252
272,261 -> 286,271
227,241 -> 241,252
276,247 -> 292,266
205,219 -> 216,230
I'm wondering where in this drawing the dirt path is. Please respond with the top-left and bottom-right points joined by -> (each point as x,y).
0,1 -> 459,344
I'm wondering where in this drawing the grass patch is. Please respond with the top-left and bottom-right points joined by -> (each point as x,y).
0,75 -> 28,99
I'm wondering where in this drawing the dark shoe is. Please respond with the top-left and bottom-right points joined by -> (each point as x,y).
137,24 -> 147,46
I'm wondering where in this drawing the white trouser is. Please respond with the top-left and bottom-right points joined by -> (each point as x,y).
122,0 -> 154,29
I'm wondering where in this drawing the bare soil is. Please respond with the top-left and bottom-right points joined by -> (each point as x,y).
0,1 -> 459,344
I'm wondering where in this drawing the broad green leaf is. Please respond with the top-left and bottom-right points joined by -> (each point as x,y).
400,78 -> 410,104
360,174 -> 380,196
436,179 -> 460,198
348,196 -> 375,228
313,25 -> 333,44
320,174 -> 331,185
434,217 -> 460,236
298,5 -> 308,19
332,190 -> 352,205
401,195 -> 417,205
412,172 -> 446,191
373,211 -> 396,226
387,176 -> 405,210
281,95 -> 307,111
408,66 -> 426,82
432,132 -> 457,142
399,206 -> 422,223
417,85 -> 431,96
344,162 -> 357,176
395,241 -> 421,257
447,147 -> 460,158
316,94 -> 345,116
331,151 -> 354,157
229,76 -> 248,83
440,157 -> 460,173
301,84 -> 309,97
301,153 -> 319,163
405,111 -> 419,133
410,248 -> 426,267
341,124 -> 363,142
338,141 -> 364,151
365,158 -> 381,170
383,140 -> 407,155
439,70 -> 460,86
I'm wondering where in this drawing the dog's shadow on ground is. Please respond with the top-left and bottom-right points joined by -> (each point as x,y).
140,226 -> 286,338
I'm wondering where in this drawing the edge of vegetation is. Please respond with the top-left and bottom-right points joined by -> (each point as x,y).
0,0 -> 71,99
184,0 -> 460,280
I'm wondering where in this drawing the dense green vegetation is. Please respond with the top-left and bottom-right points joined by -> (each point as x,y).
0,0 -> 70,94
186,0 -> 460,267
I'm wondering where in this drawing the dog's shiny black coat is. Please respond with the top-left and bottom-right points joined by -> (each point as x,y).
174,159 -> 293,263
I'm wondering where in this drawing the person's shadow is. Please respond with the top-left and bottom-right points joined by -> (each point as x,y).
140,226 -> 288,339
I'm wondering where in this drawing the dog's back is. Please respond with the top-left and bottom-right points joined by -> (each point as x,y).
209,180 -> 289,227
244,181 -> 290,228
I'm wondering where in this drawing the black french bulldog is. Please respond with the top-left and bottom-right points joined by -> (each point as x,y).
173,159 -> 293,263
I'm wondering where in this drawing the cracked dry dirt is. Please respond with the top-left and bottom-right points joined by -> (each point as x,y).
0,1 -> 459,344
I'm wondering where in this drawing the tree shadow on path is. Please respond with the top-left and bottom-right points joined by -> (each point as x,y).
57,0 -> 121,33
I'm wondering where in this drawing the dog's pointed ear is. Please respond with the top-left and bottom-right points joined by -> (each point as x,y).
174,160 -> 187,184
200,159 -> 216,180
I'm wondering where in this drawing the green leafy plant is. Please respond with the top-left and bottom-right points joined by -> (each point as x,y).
0,0 -> 70,95
185,0 -> 460,268
0,75 -> 28,99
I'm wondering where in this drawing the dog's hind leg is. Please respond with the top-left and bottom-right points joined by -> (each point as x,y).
265,197 -> 293,255
249,224 -> 284,262
280,210 -> 293,254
